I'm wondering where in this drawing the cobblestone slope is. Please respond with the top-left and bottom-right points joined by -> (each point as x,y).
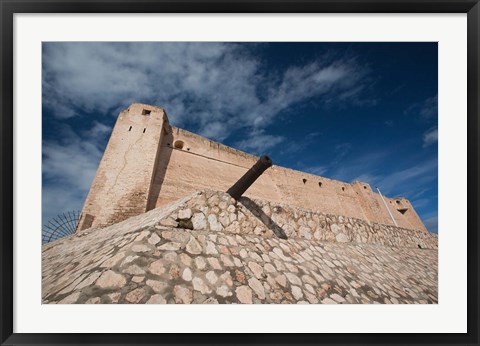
42,190 -> 438,304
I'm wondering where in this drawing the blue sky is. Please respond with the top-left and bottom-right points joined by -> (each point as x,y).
42,42 -> 438,233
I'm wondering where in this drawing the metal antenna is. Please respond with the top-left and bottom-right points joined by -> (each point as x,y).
42,211 -> 82,244
375,186 -> 398,227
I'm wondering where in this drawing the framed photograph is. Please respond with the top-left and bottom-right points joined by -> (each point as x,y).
1,0 -> 479,345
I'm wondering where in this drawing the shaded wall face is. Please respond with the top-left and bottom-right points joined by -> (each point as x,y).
78,104 -> 167,230
149,127 -> 428,232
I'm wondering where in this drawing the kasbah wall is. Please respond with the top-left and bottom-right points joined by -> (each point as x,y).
78,103 -> 428,233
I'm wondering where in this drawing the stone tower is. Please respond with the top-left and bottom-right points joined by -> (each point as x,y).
77,103 -> 169,231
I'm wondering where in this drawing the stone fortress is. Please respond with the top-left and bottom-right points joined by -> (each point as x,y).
77,103 -> 427,233
42,103 -> 438,304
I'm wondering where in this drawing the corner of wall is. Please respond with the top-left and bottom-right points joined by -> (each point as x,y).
78,104 -> 169,231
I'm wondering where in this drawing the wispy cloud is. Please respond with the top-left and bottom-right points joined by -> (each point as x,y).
332,143 -> 352,164
42,43 -> 439,234
323,149 -> 390,183
419,95 -> 438,120
305,165 -> 329,176
323,153 -> 437,232
404,94 -> 438,121
234,129 -> 285,154
42,122 -> 108,223
43,43 -> 370,145
384,120 -> 394,127
352,173 -> 381,185
277,132 -> 321,157
42,43 -> 373,224
376,159 -> 437,195
304,147 -> 436,198
423,127 -> 438,147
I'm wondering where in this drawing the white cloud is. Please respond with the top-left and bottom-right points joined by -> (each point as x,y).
277,132 -> 321,157
234,129 -> 285,155
423,127 -> 438,147
376,159 -> 437,195
404,94 -> 437,121
332,143 -> 352,164
324,149 -> 390,183
305,165 -> 329,176
420,95 -> 438,120
353,173 -> 380,185
312,148 -> 437,198
42,123 -> 108,223
42,186 -> 87,226
43,43 -> 369,143
42,43 -> 372,230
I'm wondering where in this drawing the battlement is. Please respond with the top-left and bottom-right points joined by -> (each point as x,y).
78,103 -> 428,233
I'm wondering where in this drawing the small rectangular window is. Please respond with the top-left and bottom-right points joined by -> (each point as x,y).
142,109 -> 151,116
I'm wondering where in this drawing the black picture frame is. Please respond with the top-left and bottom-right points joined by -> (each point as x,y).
1,1 -> 478,345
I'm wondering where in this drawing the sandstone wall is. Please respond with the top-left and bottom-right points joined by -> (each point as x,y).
148,125 -> 427,232
78,103 -> 428,233
78,103 -> 168,230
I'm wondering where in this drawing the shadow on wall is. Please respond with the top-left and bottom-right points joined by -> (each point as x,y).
146,128 -> 174,210
238,197 -> 288,240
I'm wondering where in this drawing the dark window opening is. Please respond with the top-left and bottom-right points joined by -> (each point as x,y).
396,200 -> 401,204
318,182 -> 322,187
187,148 -> 190,151
128,126 -> 132,132
143,128 -> 146,133
364,186 -> 368,189
142,109 -> 151,116
397,208 -> 408,215
342,187 -> 345,191
302,178 -> 307,184
417,244 -> 422,249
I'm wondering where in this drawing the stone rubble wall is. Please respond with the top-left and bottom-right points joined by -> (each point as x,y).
156,190 -> 437,250
43,228 -> 438,305
43,190 -> 438,304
